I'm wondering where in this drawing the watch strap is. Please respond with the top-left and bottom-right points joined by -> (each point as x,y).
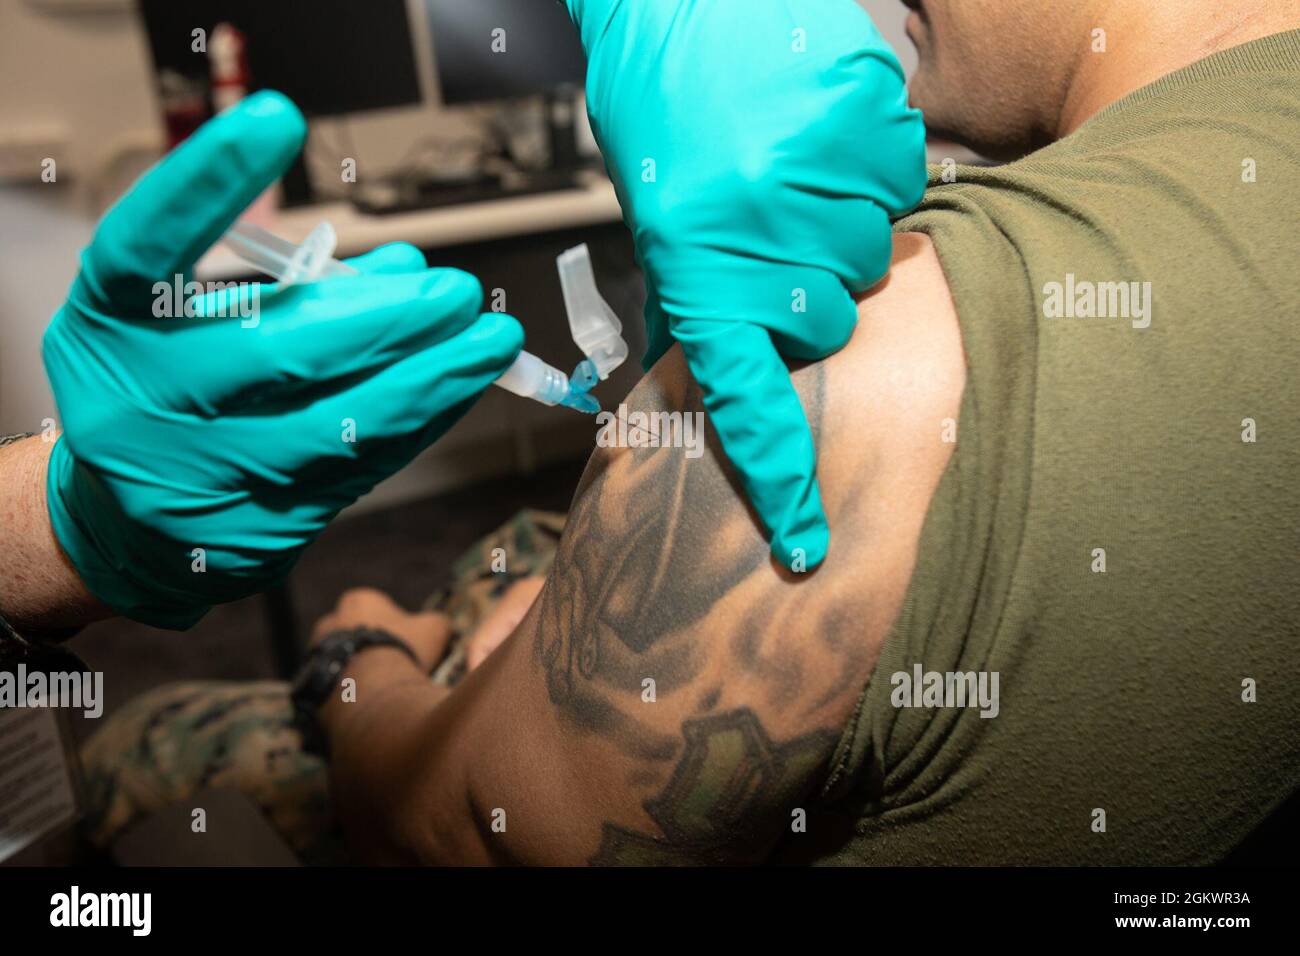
290,626 -> 420,758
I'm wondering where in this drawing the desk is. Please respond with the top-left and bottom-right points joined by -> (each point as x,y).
196,169 -> 623,281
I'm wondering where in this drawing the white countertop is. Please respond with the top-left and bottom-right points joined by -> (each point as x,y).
196,170 -> 624,281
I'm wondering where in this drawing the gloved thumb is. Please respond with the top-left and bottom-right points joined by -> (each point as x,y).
77,91 -> 306,315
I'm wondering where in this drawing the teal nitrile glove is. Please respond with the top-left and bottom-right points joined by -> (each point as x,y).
42,91 -> 523,628
567,0 -> 927,569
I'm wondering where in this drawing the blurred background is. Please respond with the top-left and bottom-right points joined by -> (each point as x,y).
0,0 -> 945,732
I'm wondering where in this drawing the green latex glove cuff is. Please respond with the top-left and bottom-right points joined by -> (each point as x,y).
47,438 -> 212,629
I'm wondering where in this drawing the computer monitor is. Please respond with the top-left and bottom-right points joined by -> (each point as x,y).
426,0 -> 587,106
138,0 -> 423,118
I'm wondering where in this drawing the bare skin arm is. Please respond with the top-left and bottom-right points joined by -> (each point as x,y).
0,436 -> 108,636
319,233 -> 965,864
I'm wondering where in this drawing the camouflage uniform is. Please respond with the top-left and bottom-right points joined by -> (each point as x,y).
78,509 -> 566,864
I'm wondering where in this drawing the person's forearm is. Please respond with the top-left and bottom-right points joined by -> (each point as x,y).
0,436 -> 109,635
319,650 -> 469,863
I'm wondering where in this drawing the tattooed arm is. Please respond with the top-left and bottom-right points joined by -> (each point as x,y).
323,233 -> 965,864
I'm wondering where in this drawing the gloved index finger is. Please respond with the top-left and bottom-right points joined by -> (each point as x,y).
184,266 -> 488,411
78,91 -> 307,314
672,317 -> 830,572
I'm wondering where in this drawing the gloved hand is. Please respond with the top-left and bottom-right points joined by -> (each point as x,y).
42,92 -> 523,628
567,0 -> 927,569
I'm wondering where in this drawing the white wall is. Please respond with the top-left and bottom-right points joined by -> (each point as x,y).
0,0 -> 148,432
0,0 -> 157,184
861,0 -> 918,76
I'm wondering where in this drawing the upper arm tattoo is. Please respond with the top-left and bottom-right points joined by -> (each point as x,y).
531,360 -> 879,864
591,708 -> 838,865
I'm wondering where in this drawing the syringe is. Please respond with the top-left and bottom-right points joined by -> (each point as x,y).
221,220 -> 599,412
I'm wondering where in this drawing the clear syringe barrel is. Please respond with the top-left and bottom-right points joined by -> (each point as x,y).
495,351 -> 569,406
221,220 -> 572,408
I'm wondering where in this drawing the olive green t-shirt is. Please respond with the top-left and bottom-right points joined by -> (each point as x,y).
812,30 -> 1300,865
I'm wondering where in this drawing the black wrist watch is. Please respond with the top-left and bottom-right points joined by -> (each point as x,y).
0,606 -> 87,674
290,626 -> 421,758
